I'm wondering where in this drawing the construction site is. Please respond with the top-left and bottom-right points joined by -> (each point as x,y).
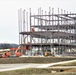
18,7 -> 76,57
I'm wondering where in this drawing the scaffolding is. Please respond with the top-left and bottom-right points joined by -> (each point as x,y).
18,7 -> 76,55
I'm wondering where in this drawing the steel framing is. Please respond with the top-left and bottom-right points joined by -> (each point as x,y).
18,7 -> 76,55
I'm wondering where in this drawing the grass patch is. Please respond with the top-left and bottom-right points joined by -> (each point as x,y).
0,57 -> 76,64
0,68 -> 76,75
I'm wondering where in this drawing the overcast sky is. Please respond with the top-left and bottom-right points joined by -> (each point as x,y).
0,0 -> 76,44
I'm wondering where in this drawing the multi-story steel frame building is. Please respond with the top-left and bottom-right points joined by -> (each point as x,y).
18,8 -> 76,55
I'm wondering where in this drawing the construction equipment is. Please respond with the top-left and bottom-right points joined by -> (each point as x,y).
43,50 -> 54,56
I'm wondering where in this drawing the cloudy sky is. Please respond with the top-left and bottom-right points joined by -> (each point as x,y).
0,0 -> 76,44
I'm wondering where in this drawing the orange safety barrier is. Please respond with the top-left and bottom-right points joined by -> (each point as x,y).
10,48 -> 18,50
10,47 -> 26,51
